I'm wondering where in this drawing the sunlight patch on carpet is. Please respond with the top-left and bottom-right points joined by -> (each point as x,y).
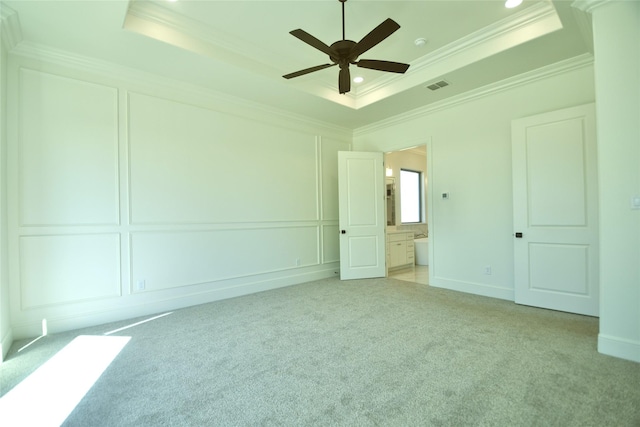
103,311 -> 173,335
0,335 -> 130,426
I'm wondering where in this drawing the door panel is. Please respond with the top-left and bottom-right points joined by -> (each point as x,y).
512,104 -> 598,316
529,244 -> 589,295
338,151 -> 385,280
526,119 -> 587,226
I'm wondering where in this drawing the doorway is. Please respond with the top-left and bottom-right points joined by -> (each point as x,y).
384,145 -> 429,285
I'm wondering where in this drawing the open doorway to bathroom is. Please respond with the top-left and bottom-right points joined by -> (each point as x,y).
384,145 -> 429,286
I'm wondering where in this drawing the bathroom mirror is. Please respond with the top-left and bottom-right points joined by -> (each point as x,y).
386,178 -> 396,226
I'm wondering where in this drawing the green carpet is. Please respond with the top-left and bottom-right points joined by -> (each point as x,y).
2,277 -> 639,426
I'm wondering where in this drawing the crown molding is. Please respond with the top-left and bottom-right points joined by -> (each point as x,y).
354,53 -> 594,138
358,1 -> 560,99
571,5 -> 594,53
571,0 -> 614,14
124,0 -> 358,108
10,41 -> 352,139
0,2 -> 22,50
124,1 -> 279,78
353,1 -> 562,110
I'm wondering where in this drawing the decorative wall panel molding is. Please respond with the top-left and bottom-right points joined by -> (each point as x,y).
19,234 -> 121,309
127,92 -> 319,224
19,69 -> 120,226
130,227 -> 320,291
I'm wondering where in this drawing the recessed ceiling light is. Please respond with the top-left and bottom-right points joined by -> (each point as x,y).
353,76 -> 364,84
505,0 -> 523,8
414,38 -> 427,47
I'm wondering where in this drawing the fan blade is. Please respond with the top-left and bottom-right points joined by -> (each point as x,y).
339,67 -> 351,94
350,18 -> 400,59
289,29 -> 334,57
283,63 -> 336,79
356,59 -> 410,74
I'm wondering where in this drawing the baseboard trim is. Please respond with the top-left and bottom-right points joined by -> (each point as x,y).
10,268 -> 338,340
0,328 -> 14,363
429,277 -> 514,301
598,334 -> 640,363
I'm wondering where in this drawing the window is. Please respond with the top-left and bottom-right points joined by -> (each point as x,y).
400,169 -> 421,223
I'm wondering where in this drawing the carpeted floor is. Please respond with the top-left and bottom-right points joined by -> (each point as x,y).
2,277 -> 639,426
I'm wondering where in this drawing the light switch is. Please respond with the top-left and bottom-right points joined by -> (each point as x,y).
442,192 -> 449,200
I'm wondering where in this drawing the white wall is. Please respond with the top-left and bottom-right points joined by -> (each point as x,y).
590,0 -> 640,363
354,58 -> 595,301
6,51 -> 350,340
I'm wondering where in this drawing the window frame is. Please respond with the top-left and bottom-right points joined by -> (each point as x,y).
399,168 -> 422,224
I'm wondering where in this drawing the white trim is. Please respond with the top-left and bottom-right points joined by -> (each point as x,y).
429,277 -> 515,302
358,1 -> 559,99
598,334 -> 640,363
124,1 -> 356,109
572,0 -> 614,14
125,0 -> 276,74
571,6 -> 594,53
0,3 -> 22,51
0,327 -> 13,363
354,54 -> 594,138
9,267 -> 338,340
353,1 -> 562,109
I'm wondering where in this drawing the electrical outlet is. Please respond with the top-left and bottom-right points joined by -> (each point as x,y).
136,280 -> 146,291
484,265 -> 492,275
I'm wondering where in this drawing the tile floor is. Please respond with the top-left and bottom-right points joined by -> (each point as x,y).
388,265 -> 429,285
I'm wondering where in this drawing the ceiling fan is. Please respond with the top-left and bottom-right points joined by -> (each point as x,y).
283,0 -> 410,94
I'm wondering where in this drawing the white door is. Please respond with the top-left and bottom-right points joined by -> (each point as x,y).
512,103 -> 598,316
338,151 -> 386,280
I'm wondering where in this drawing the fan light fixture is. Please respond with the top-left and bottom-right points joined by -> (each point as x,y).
505,0 -> 523,8
353,76 -> 364,84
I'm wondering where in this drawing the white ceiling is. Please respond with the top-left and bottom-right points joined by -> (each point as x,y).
2,0 -> 592,129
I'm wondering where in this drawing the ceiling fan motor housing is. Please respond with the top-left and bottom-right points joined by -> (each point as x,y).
330,40 -> 358,65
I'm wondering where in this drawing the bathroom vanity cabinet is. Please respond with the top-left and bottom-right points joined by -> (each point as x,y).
386,232 -> 415,270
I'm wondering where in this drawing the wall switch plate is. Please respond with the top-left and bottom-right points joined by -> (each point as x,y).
136,280 -> 146,291
484,265 -> 492,275
631,196 -> 640,210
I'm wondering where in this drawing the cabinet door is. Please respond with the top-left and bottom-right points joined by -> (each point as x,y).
389,240 -> 406,267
